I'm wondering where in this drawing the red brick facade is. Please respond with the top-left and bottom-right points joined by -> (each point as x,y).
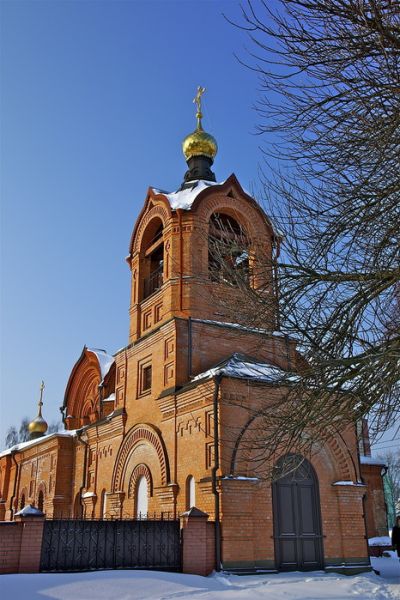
0,174 -> 386,573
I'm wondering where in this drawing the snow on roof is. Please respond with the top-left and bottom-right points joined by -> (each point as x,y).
82,491 -> 96,498
152,179 -> 222,210
368,536 -> 391,547
222,475 -> 260,481
15,504 -> 44,517
86,348 -> 114,381
0,430 -> 77,458
360,456 -> 387,467
332,481 -> 366,487
103,393 -> 116,402
191,353 -> 299,385
192,318 -> 291,338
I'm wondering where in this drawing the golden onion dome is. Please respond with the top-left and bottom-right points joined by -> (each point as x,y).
29,381 -> 48,439
182,127 -> 218,161
28,415 -> 48,436
182,85 -> 218,162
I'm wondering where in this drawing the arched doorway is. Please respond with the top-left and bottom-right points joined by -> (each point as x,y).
272,455 -> 323,571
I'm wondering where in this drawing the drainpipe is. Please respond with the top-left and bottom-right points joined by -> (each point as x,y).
98,383 -> 104,420
173,392 -> 178,519
9,451 -> 19,520
211,374 -> 222,571
77,429 -> 88,518
177,209 -> 184,312
355,422 -> 374,561
187,317 -> 192,378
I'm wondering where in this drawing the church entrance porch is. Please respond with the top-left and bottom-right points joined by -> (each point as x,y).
272,456 -> 324,571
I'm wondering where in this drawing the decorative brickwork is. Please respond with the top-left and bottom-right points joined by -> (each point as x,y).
112,424 -> 170,491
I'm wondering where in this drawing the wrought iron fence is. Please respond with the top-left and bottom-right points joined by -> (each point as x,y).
40,517 -> 181,572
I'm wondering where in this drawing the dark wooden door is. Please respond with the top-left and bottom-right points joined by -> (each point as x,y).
272,457 -> 323,571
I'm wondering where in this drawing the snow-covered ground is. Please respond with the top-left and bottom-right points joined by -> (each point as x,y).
2,560 -> 400,600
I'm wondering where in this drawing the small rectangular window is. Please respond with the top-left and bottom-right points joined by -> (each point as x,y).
137,356 -> 152,397
142,365 -> 152,392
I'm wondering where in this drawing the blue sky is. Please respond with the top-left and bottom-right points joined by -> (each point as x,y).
0,0 -> 397,455
0,0 -> 265,444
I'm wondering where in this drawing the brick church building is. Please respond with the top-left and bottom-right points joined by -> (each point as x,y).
0,90 -> 387,574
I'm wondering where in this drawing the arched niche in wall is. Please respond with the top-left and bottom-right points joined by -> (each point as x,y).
135,475 -> 148,518
186,475 -> 196,510
37,481 -> 46,513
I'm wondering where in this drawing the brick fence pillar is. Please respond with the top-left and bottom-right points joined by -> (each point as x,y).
15,506 -> 45,573
180,507 -> 214,576
331,484 -> 370,570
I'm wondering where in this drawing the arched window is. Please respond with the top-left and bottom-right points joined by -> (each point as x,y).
20,494 -> 25,510
136,475 -> 148,518
208,213 -> 249,285
140,218 -> 164,300
38,490 -> 44,512
186,475 -> 196,509
100,489 -> 107,519
73,492 -> 83,519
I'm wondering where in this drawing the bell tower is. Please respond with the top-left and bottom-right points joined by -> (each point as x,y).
126,88 -> 280,344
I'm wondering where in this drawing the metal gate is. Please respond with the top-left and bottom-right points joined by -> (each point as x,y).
40,518 -> 181,572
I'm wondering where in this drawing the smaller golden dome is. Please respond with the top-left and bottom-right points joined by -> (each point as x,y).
28,415 -> 48,436
29,380 -> 48,439
182,128 -> 218,161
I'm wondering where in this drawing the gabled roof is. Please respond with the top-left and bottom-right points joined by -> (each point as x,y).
62,346 -> 115,411
191,352 -> 299,385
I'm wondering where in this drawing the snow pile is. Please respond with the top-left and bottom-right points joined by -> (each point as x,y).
369,536 -> 392,547
1,568 -> 400,600
153,180 -> 222,210
192,353 -> 298,385
15,504 -> 43,517
371,554 -> 400,580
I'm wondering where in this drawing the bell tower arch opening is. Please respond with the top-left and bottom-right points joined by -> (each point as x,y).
208,212 -> 249,285
139,217 -> 164,301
